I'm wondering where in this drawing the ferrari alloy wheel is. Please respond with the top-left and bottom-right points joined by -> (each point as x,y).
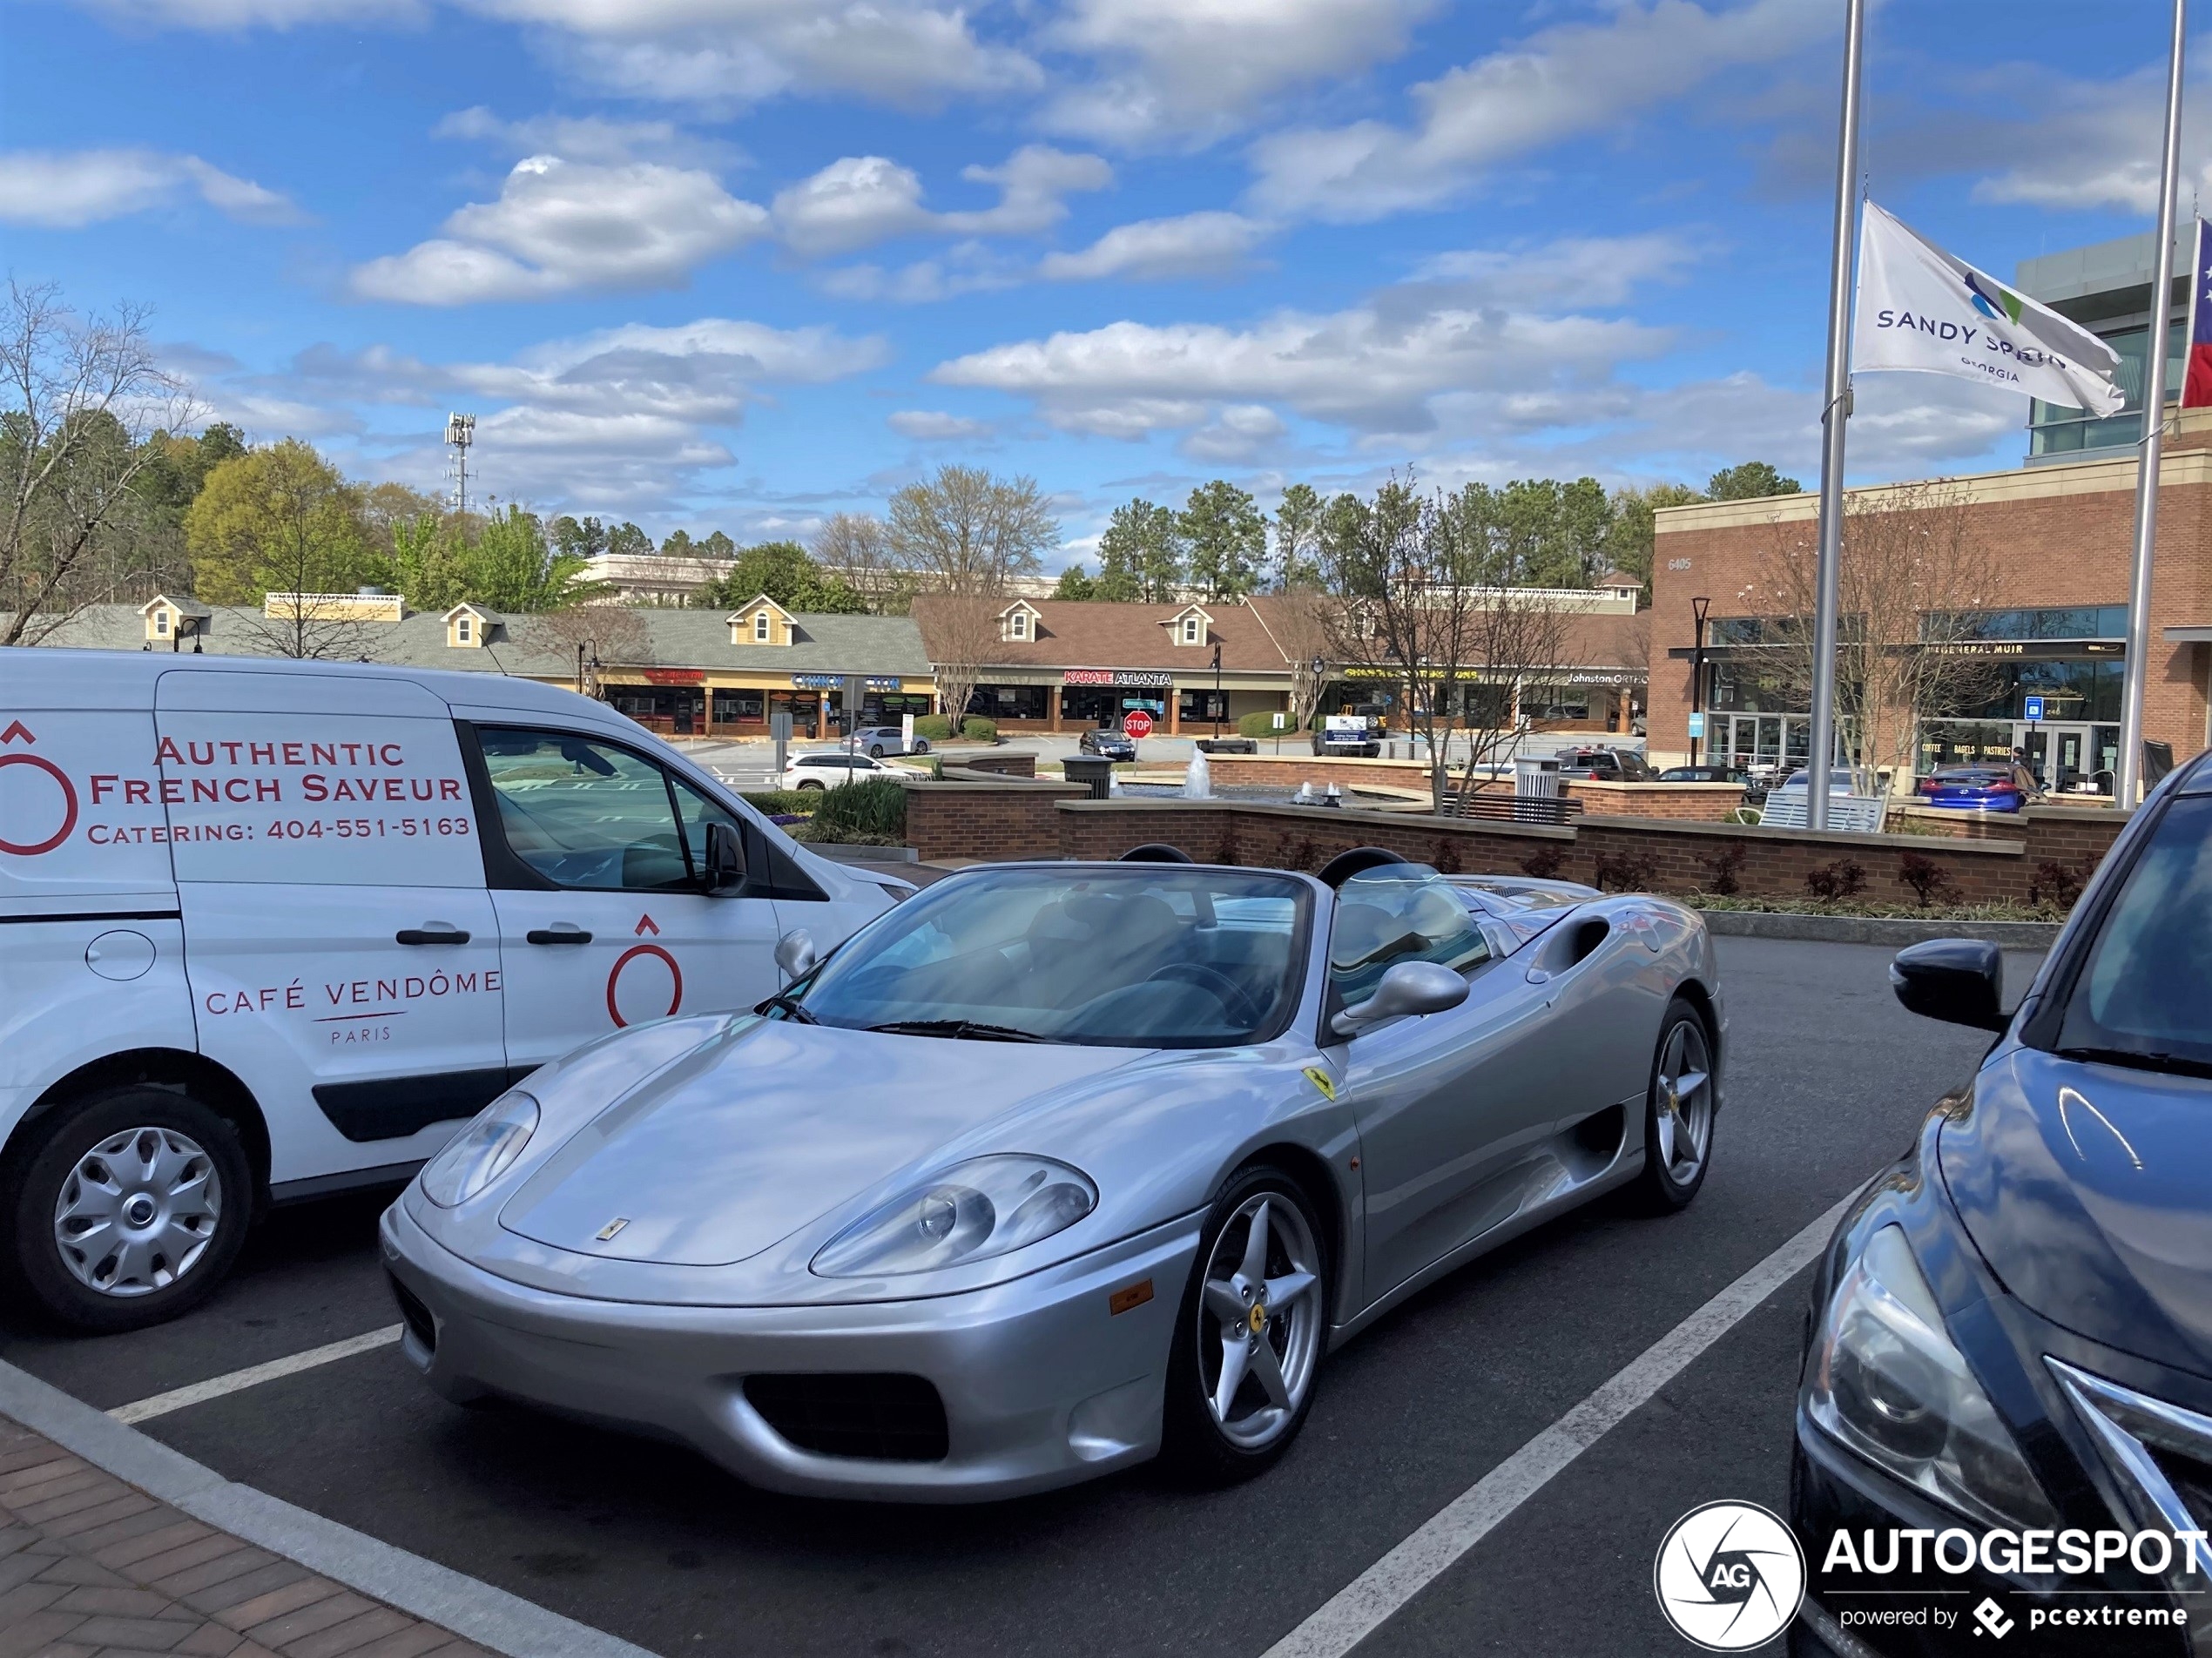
4,1087 -> 252,1331
1163,1167 -> 1329,1483
1635,996 -> 1716,1213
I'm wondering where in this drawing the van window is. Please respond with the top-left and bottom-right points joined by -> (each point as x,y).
475,729 -> 695,892
671,775 -> 743,873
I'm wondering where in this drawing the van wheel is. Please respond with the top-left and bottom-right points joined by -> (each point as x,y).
3,1088 -> 252,1331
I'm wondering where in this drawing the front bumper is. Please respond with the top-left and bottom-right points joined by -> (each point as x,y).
1791,1414 -> 2188,1657
380,1199 -> 1200,1503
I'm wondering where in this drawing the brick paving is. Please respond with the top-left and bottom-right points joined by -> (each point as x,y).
0,1413 -> 485,1658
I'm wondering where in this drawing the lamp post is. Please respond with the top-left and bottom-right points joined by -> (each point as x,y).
1211,641 -> 1224,738
1689,596 -> 1711,768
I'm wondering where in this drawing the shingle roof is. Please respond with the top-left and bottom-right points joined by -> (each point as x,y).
909,594 -> 1303,672
15,604 -> 934,678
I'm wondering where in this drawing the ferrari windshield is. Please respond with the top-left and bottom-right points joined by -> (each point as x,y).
788,866 -> 1311,1048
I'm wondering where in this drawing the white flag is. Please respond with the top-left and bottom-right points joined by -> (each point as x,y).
1854,201 -> 2124,415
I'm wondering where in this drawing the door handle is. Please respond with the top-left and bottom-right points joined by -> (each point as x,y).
525,927 -> 594,945
395,926 -> 471,946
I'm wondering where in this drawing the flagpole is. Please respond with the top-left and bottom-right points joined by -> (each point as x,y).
1807,0 -> 1865,832
2119,0 -> 2188,809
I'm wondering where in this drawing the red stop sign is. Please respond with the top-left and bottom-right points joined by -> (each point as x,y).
1122,709 -> 1154,739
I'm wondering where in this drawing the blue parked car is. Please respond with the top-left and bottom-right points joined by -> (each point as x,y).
1916,762 -> 2041,812
1790,750 -> 2212,1655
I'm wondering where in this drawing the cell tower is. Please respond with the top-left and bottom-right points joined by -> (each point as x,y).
444,413 -> 476,516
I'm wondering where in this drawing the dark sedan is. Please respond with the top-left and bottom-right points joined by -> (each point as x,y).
1917,763 -> 2042,812
1078,726 -> 1137,760
1791,750 -> 2212,1656
1658,764 -> 1743,784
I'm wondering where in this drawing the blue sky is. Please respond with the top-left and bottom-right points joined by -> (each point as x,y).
3,0 -> 2202,565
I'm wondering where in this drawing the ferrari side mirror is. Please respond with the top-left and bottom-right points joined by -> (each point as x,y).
774,929 -> 818,983
1330,960 -> 1468,1039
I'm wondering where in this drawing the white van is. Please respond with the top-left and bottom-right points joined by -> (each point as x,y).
0,650 -> 907,1331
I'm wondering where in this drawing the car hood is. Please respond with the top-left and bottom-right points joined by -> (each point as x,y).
496,1021 -> 1142,1268
1939,1044 -> 2212,1378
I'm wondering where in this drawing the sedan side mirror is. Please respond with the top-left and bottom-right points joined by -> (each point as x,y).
1889,939 -> 2007,1032
1330,960 -> 1468,1039
704,820 -> 746,893
774,929 -> 818,983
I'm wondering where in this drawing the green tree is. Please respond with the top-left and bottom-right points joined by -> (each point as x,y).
185,440 -> 381,657
1052,562 -> 1097,600
1318,492 -> 1371,595
699,540 -> 867,613
1707,461 -> 1802,500
660,529 -> 696,558
390,510 -> 468,611
606,521 -> 653,558
1272,482 -> 1324,590
1179,480 -> 1266,601
1602,482 -> 1702,604
550,516 -> 608,563
699,529 -> 737,560
457,505 -> 607,612
1096,499 -> 1183,602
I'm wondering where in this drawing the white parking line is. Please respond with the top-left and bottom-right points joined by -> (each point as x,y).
1264,1192 -> 1858,1658
109,1324 -> 401,1425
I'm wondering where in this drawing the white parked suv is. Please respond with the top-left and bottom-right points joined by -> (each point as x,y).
0,650 -> 907,1331
782,750 -> 907,791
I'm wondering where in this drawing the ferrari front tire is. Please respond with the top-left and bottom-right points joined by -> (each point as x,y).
1633,996 -> 1716,1214
1161,1165 -> 1330,1485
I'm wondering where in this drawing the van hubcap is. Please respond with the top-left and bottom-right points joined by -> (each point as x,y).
53,1128 -> 224,1297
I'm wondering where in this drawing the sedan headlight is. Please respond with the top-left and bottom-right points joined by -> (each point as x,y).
1806,1223 -> 2056,1528
812,1156 -> 1096,1278
419,1092 -> 539,1208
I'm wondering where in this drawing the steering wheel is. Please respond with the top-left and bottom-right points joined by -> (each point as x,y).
1145,962 -> 1262,1028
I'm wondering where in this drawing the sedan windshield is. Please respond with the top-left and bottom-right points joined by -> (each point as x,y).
2052,792 -> 2212,1074
789,866 -> 1310,1048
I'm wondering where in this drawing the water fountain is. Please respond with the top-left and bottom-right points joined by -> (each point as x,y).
1183,749 -> 1213,799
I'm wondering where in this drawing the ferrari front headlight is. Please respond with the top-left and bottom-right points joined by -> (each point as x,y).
811,1156 -> 1096,1277
419,1092 -> 539,1208
1805,1223 -> 2056,1528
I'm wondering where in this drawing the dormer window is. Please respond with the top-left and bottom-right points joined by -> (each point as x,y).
1008,611 -> 1029,640
455,616 -> 472,644
999,601 -> 1042,643
153,610 -> 170,637
753,610 -> 771,642
1180,615 -> 1201,645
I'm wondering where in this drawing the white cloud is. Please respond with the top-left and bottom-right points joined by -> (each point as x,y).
1038,211 -> 1271,281
0,149 -> 298,227
932,233 -> 1682,439
431,106 -> 732,165
1178,403 -> 1286,462
1965,53 -> 2212,214
349,154 -> 769,302
888,408 -> 993,441
1041,0 -> 1435,147
772,145 -> 1110,258
1246,0 -> 1829,221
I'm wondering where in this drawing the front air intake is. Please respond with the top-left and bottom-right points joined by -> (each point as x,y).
743,1372 -> 949,1461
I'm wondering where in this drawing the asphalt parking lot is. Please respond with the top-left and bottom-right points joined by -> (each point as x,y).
0,935 -> 2041,1658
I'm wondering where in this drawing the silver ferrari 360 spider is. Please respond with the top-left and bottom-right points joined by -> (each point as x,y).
381,846 -> 1723,1501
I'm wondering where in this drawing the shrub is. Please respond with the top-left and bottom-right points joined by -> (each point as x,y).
1804,858 -> 1867,902
741,789 -> 820,818
1592,849 -> 1657,893
2027,854 -> 2096,909
1896,851 -> 1959,908
1696,841 -> 1748,896
960,716 -> 998,740
911,714 -> 954,741
1520,846 -> 1568,880
1427,836 -> 1463,875
1237,710 -> 1298,739
806,777 -> 907,843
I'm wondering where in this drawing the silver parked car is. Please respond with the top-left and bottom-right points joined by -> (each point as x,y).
852,725 -> 928,758
381,848 -> 1723,1501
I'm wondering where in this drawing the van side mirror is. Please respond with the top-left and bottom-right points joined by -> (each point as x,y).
774,929 -> 818,982
704,820 -> 746,893
1329,960 -> 1468,1039
1889,939 -> 2007,1032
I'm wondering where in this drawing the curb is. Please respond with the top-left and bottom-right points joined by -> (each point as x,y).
1696,909 -> 2063,947
0,1358 -> 657,1658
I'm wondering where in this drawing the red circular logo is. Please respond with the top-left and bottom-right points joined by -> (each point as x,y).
605,944 -> 684,1028
0,753 -> 79,856
1122,710 -> 1154,739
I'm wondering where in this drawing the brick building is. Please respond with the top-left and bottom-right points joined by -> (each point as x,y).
1649,412 -> 2212,789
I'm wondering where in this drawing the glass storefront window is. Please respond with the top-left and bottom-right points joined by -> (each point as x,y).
971,684 -> 1050,719
1924,606 -> 2126,641
2030,323 -> 2182,456
711,690 -> 765,724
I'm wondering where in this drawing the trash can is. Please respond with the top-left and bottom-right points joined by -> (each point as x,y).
1062,756 -> 1116,800
1513,756 -> 1563,825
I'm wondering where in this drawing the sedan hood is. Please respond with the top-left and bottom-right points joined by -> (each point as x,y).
498,1021 -> 1140,1268
1940,1044 -> 2212,1378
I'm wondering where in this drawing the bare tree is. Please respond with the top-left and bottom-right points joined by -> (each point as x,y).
813,511 -> 915,615
1250,590 -> 1332,731
887,467 -> 1058,725
2,280 -> 195,644
523,602 -> 651,697
1321,480 -> 1574,812
1740,481 -> 2004,790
